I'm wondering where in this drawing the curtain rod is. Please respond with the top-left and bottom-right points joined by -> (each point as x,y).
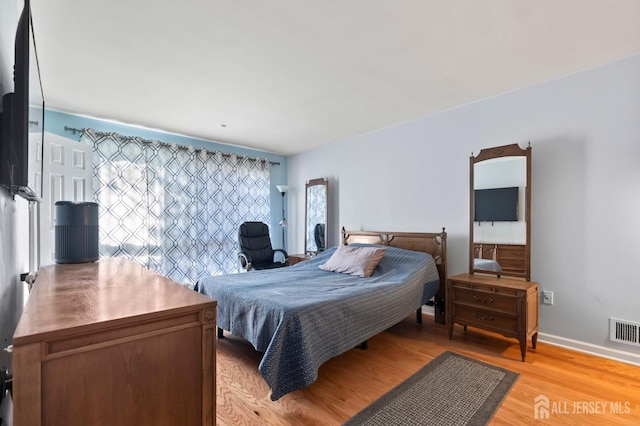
64,126 -> 280,166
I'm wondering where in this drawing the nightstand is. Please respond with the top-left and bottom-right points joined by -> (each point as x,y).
287,253 -> 311,266
446,273 -> 538,361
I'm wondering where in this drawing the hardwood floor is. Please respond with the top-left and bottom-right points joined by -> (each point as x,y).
216,314 -> 640,425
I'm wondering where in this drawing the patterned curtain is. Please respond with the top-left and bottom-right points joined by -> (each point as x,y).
81,129 -> 271,287
306,185 -> 326,251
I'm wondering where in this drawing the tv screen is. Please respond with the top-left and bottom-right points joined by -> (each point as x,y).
0,0 -> 44,201
474,187 -> 519,222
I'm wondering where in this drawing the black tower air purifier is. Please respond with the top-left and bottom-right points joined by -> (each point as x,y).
54,201 -> 99,263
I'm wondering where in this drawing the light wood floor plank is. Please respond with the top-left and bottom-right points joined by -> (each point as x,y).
216,314 -> 640,425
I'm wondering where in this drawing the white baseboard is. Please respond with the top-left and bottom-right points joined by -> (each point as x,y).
420,306 -> 640,367
538,332 -> 640,367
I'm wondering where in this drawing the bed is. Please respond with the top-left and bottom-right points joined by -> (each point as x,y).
197,227 -> 447,400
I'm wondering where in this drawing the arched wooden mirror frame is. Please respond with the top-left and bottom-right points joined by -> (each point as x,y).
304,178 -> 328,255
469,143 -> 531,280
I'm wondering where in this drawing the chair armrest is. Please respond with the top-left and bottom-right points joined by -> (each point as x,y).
273,249 -> 288,262
238,252 -> 252,271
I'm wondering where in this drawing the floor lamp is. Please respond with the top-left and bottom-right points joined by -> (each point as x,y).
276,185 -> 288,251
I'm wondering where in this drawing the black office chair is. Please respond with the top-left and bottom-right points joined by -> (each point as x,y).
238,221 -> 288,271
314,223 -> 325,251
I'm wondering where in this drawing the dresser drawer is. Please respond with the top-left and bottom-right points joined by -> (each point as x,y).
498,246 -> 525,258
446,273 -> 539,362
453,287 -> 516,312
498,259 -> 525,270
450,280 -> 523,297
287,254 -> 310,266
454,306 -> 517,334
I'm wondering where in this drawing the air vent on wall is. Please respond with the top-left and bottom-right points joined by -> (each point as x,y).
609,318 -> 640,346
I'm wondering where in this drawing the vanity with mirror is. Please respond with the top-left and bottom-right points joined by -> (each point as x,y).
447,143 -> 539,361
470,143 -> 530,279
304,178 -> 328,254
287,178 -> 328,266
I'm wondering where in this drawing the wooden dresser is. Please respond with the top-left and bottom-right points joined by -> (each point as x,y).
446,273 -> 538,361
12,258 -> 217,426
473,243 -> 526,275
287,253 -> 311,266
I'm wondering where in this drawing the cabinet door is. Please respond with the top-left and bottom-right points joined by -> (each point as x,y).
42,326 -> 202,426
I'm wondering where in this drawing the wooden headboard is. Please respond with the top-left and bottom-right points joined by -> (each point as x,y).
341,227 -> 447,323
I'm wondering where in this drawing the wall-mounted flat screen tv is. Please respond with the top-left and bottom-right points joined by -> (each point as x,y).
474,186 -> 519,222
0,0 -> 44,201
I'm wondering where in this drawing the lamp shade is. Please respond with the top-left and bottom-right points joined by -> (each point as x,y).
276,185 -> 288,194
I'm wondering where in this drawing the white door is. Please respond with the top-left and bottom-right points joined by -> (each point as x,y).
40,131 -> 93,264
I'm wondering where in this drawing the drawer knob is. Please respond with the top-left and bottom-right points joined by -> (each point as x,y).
473,312 -> 494,321
472,295 -> 494,304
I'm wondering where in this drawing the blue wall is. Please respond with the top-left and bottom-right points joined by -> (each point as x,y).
289,54 -> 640,362
45,109 -> 290,250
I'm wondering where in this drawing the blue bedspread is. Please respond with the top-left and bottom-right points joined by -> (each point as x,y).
197,244 -> 440,400
473,258 -> 502,272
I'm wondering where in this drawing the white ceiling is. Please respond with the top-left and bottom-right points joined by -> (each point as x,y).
29,0 -> 640,155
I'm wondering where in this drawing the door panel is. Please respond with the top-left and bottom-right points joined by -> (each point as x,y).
40,132 -> 93,264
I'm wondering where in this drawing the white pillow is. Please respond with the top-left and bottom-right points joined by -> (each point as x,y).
319,245 -> 386,278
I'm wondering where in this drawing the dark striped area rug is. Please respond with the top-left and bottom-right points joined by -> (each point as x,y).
344,351 -> 519,426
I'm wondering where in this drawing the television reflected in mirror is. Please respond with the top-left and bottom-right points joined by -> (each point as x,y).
470,143 -> 531,280
474,187 -> 519,222
1,0 -> 44,201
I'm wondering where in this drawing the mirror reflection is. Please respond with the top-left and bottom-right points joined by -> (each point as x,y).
304,178 -> 328,254
470,144 -> 531,280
